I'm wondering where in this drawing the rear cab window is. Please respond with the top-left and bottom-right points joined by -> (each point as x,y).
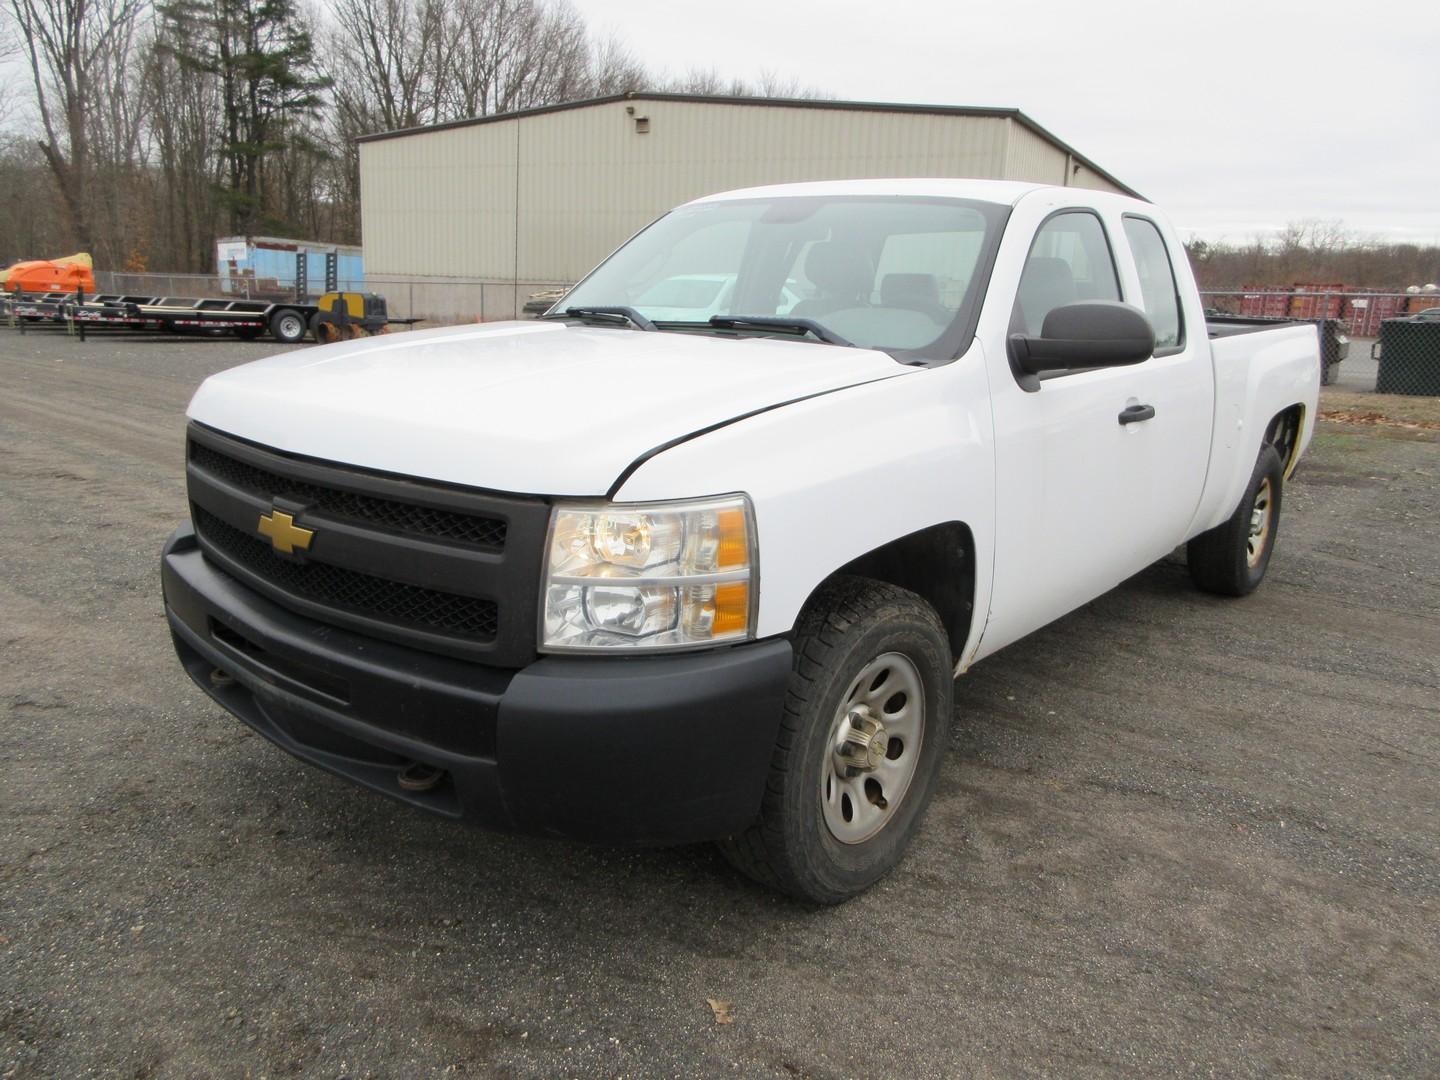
1122,216 -> 1185,354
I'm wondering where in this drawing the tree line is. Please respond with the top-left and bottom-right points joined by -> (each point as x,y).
6,2 -> 1434,289
1186,221 -> 1440,292
0,0 -> 818,273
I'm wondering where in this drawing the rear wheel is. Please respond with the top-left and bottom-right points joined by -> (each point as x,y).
1188,445 -> 1284,596
718,577 -> 952,903
269,308 -> 307,344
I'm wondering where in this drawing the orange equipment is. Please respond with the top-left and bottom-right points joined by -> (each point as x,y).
1,253 -> 97,295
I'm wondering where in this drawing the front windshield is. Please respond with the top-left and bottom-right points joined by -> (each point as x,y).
559,195 -> 1007,360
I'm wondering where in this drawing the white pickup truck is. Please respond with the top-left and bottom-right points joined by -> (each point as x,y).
162,179 -> 1319,902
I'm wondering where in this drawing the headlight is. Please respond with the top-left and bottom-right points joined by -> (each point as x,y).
541,495 -> 756,652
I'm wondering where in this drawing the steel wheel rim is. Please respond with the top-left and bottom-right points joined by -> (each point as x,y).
279,314 -> 303,338
1247,477 -> 1273,567
821,651 -> 925,845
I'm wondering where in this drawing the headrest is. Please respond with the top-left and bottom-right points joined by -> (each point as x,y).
803,241 -> 874,299
881,273 -> 941,308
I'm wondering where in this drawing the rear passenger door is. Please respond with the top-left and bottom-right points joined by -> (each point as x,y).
1115,213 -> 1213,543
982,208 -> 1212,654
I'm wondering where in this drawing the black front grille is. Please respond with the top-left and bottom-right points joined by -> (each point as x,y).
185,423 -> 550,666
193,506 -> 498,642
190,440 -> 507,550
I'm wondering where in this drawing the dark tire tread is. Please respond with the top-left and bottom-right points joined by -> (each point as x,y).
1188,445 -> 1284,597
718,576 -> 949,901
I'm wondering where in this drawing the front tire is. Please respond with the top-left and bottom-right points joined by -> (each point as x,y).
718,577 -> 952,903
1188,445 -> 1284,596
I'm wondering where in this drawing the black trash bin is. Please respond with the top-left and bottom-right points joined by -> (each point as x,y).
1373,318 -> 1440,396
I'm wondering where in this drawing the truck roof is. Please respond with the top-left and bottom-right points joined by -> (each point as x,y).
690,177 -> 1130,208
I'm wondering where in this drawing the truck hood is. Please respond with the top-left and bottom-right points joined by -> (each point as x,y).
187,320 -> 908,495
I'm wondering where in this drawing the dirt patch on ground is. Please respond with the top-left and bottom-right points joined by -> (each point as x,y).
1321,387 -> 1440,431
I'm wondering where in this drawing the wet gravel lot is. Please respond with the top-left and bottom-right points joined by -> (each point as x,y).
2,329 -> 1437,1078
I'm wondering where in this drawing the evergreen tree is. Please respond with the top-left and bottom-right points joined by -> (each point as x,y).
156,0 -> 329,234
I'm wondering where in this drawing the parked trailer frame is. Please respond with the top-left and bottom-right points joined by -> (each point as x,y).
2,290 -> 416,343
3,291 -> 314,342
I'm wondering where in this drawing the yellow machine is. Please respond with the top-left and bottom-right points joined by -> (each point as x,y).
311,292 -> 393,342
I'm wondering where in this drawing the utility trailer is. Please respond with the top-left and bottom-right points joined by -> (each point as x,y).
2,290 -> 415,343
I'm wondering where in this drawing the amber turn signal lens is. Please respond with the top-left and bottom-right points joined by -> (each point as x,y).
716,508 -> 749,569
712,582 -> 750,635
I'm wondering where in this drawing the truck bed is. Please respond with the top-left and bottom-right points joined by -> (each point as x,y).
1205,314 -> 1307,339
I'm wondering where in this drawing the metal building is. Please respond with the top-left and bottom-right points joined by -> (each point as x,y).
357,92 -> 1138,321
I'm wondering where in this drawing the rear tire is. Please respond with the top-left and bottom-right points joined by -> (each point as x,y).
718,577 -> 952,904
1188,445 -> 1284,596
269,308 -> 307,344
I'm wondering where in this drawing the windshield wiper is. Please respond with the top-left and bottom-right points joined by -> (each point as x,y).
707,314 -> 852,348
545,305 -> 656,331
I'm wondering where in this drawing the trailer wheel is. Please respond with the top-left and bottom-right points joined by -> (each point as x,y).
269,308 -> 307,344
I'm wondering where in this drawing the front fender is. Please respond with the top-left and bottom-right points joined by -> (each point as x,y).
613,348 -> 998,662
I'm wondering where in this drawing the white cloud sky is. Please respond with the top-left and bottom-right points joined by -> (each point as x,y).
572,0 -> 1440,243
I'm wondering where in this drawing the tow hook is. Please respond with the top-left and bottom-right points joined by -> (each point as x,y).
398,761 -> 446,792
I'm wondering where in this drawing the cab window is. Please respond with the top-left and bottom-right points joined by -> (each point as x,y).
1011,211 -> 1121,337
1122,216 -> 1185,353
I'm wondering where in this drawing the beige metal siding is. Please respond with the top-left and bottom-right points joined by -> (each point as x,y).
1002,120 -> 1068,186
514,100 -> 1014,281
358,98 -> 1133,317
1068,163 -> 1122,192
360,120 -> 518,279
361,100 -> 1017,283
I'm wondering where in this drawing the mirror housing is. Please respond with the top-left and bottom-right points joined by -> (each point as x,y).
1008,301 -> 1155,378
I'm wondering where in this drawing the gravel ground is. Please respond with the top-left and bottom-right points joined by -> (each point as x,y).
2,328 -> 1438,1079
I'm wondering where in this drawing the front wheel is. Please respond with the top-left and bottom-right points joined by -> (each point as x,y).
718,577 -> 952,903
1188,444 -> 1284,596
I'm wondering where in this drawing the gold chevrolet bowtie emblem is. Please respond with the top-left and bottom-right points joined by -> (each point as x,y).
257,509 -> 314,554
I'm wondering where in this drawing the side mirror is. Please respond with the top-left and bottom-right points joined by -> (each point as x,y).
1008,300 -> 1155,377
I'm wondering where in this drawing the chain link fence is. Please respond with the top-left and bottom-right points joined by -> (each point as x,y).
1202,289 -> 1440,396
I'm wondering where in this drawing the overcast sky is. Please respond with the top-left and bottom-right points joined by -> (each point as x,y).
573,0 -> 1439,244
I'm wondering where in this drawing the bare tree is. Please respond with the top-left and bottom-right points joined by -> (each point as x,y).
1187,222 -> 1440,290
145,21 -> 226,269
5,0 -> 147,249
587,34 -> 647,96
328,0 -> 449,131
0,0 -> 839,271
442,0 -> 590,118
666,66 -> 749,97
756,69 -> 831,100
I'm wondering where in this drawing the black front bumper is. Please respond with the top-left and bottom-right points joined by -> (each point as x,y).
161,526 -> 792,845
